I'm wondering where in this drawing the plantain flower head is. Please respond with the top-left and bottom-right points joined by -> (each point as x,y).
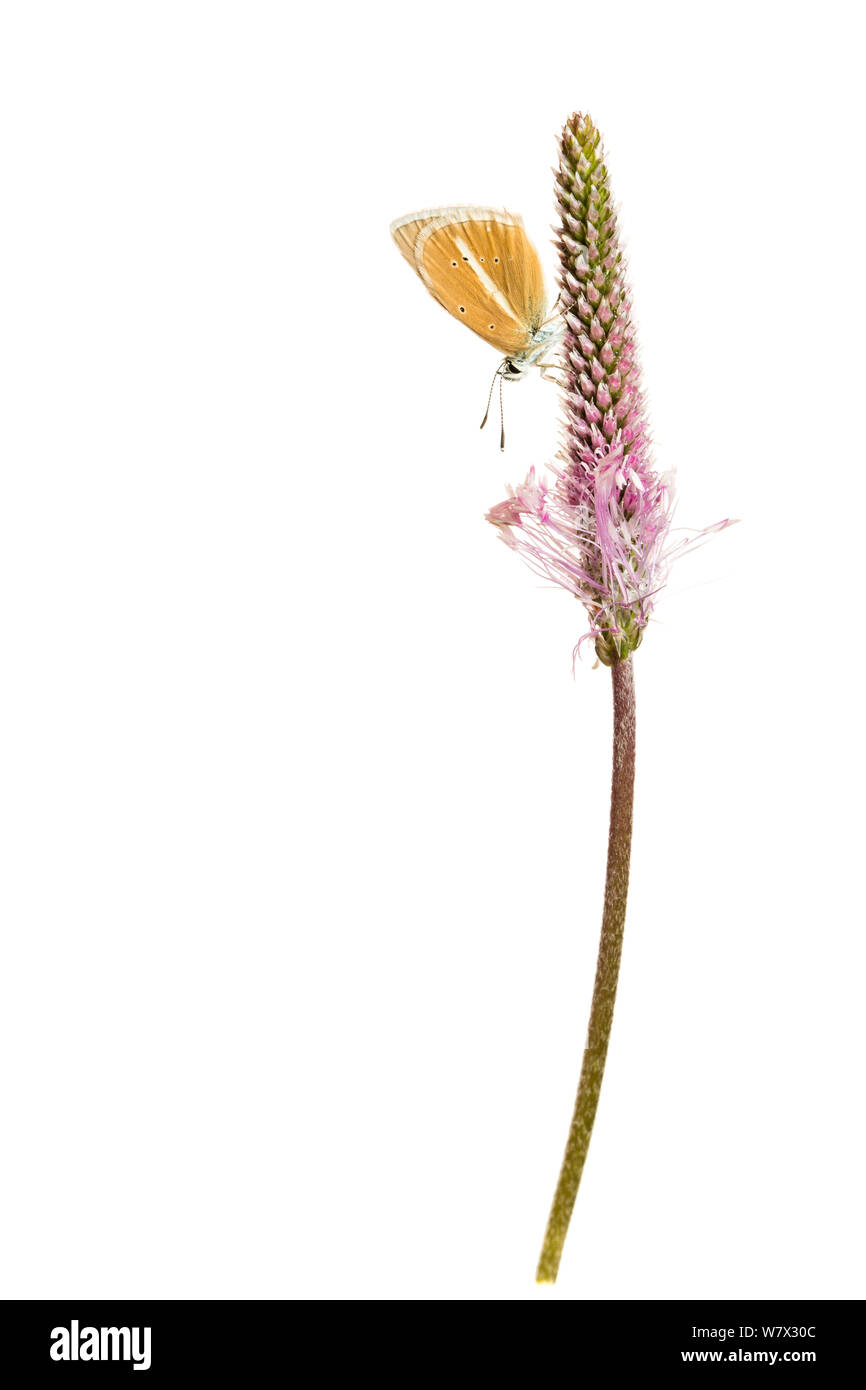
488,112 -> 731,665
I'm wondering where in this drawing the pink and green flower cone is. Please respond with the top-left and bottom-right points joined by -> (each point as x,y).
489,112 -> 729,666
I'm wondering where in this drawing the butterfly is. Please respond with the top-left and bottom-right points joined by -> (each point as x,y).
390,206 -> 563,448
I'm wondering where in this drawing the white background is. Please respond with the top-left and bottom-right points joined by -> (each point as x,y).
0,1 -> 863,1301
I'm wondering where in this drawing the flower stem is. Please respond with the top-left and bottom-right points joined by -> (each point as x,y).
536,655 -> 636,1283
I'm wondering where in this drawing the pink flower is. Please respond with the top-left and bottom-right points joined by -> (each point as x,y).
488,113 -> 732,665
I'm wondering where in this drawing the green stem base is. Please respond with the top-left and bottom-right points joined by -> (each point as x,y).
536,655 -> 636,1283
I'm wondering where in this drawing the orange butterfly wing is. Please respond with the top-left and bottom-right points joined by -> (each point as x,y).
391,207 -> 548,357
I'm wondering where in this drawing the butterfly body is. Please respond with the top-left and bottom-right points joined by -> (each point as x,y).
390,205 -> 563,391
499,324 -> 562,379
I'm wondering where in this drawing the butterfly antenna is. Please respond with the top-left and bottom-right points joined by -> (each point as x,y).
499,370 -> 505,451
480,362 -> 503,433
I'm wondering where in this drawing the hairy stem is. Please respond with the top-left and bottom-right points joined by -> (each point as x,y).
536,655 -> 636,1283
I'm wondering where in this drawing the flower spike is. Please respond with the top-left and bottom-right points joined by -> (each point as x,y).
489,112 -> 731,664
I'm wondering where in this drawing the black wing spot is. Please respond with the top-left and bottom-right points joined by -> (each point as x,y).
494,257 -> 500,263
459,306 -> 465,313
451,260 -> 457,266
489,323 -> 495,329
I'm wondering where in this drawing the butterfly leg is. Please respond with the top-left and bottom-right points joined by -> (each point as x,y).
541,293 -> 563,326
539,360 -> 569,385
